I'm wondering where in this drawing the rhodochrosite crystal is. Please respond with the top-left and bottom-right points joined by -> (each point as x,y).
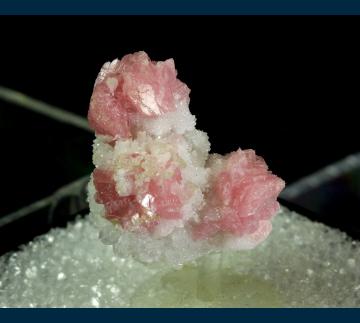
88,52 -> 190,138
88,51 -> 285,264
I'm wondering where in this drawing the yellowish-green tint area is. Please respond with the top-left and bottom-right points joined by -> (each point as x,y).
132,262 -> 283,307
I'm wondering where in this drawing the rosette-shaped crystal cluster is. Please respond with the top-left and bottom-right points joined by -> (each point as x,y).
88,52 -> 285,264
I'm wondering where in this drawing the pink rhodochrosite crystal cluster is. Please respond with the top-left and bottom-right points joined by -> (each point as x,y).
88,51 -> 285,264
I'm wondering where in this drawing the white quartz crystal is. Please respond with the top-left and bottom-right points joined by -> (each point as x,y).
1,207 -> 360,307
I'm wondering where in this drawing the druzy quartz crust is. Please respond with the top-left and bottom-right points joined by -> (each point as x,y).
88,51 -> 285,264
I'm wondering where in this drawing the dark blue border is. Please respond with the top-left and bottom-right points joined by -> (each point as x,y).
1,0 -> 360,15
1,309 -> 360,322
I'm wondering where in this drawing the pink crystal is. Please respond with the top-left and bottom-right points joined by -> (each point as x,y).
192,150 -> 285,246
88,51 -> 285,253
88,51 -> 190,138
93,150 -> 189,231
93,168 -> 143,229
148,168 -> 184,220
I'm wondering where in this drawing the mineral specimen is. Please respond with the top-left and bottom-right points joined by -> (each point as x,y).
87,51 -> 285,264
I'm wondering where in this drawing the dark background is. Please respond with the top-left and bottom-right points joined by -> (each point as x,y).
0,16 -> 359,228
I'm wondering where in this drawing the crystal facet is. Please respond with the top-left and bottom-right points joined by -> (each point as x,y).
87,51 -> 285,263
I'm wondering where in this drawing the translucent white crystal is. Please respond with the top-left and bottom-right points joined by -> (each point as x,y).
1,208 -> 360,307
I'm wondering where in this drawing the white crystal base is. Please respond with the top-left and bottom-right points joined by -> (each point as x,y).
0,207 -> 359,307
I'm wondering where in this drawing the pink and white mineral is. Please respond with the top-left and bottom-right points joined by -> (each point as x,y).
87,51 -> 285,265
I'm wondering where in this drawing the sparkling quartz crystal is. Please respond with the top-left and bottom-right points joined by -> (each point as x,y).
3,208 -> 360,307
87,51 -> 285,264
